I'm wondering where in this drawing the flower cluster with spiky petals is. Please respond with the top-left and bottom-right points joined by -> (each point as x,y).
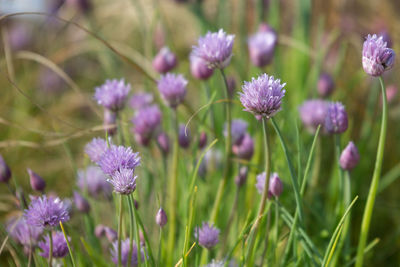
362,34 -> 395,77
24,196 -> 70,228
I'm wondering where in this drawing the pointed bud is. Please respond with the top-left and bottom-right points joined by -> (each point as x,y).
157,132 -> 170,155
340,141 -> 360,171
235,166 -> 248,187
198,132 -> 208,149
156,208 -> 168,227
0,155 -> 11,183
73,191 -> 91,213
27,168 -> 46,192
269,173 -> 283,198
153,47 -> 178,74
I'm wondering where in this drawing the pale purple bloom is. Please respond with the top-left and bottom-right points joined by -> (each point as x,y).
24,196 -> 70,228
255,172 -> 275,199
84,137 -> 112,163
340,141 -> 360,171
190,53 -> 214,80
195,222 -> 220,249
157,73 -> 188,108
104,109 -> 117,136
97,145 -> 140,175
325,102 -> 348,134
198,132 -> 208,149
362,34 -> 395,76
299,100 -> 329,133
153,47 -> 178,73
107,168 -> 137,195
156,208 -> 168,227
7,217 -> 43,250
235,166 -> 248,187
105,227 -> 118,242
95,224 -> 106,238
129,92 -> 154,110
27,168 -> 46,192
317,73 -> 335,97
239,74 -> 286,120
0,154 -> 12,183
269,173 -> 283,197
77,166 -> 112,198
110,238 -> 143,267
73,191 -> 90,213
225,119 -> 248,145
132,105 -> 162,145
94,79 -> 131,111
38,231 -> 70,258
248,24 -> 278,67
157,132 -> 170,155
178,124 -> 191,149
232,133 -> 254,160
192,29 -> 235,69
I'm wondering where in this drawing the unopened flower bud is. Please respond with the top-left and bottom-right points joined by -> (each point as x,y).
156,208 -> 168,227
27,168 -> 46,192
0,155 -> 12,183
339,141 -> 360,171
317,73 -> 335,97
198,132 -> 207,149
153,47 -> 177,74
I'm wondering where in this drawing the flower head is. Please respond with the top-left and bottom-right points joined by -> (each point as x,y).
84,137 -> 112,163
0,154 -> 12,183
157,132 -> 170,155
299,100 -> 329,133
107,168 -> 137,195
155,208 -> 168,227
190,53 -> 214,80
98,145 -> 140,175
110,238 -> 143,267
132,105 -> 162,145
325,102 -> 348,134
129,92 -> 154,110
27,168 -> 46,192
232,133 -> 254,160
340,141 -> 360,171
178,124 -> 191,149
239,74 -> 286,119
7,217 -> 43,249
225,119 -> 248,145
153,47 -> 178,74
73,191 -> 91,213
94,79 -> 131,111
362,34 -> 395,76
24,196 -> 70,229
248,24 -> 278,67
38,231 -> 70,258
192,29 -> 235,69
317,73 -> 335,97
77,166 -> 112,198
157,73 -> 187,108
269,173 -> 283,197
195,222 -> 220,249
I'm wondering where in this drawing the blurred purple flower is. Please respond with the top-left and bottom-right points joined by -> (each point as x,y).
105,227 -> 118,242
192,29 -> 235,69
132,105 -> 162,145
225,119 -> 248,145
38,231 -> 70,258
178,124 -> 191,149
77,165 -> 112,198
7,217 -> 43,250
104,109 -> 117,136
157,132 -> 170,155
98,145 -> 140,176
0,154 -> 12,183
157,73 -> 187,108
130,92 -> 154,110
317,73 -> 335,97
153,47 -> 178,74
325,102 -> 348,134
362,34 -> 395,76
198,131 -> 208,149
73,191 -> 90,213
110,238 -> 144,266
95,224 -> 106,238
107,168 -> 137,195
195,222 -> 220,249
269,173 -> 283,197
239,74 -> 286,120
38,68 -> 65,94
385,85 -> 398,104
27,168 -> 46,192
190,53 -> 214,80
156,208 -> 168,227
232,133 -> 254,160
248,23 -> 278,67
299,100 -> 329,133
235,166 -> 248,187
340,141 -> 360,171
84,137 -> 112,163
94,79 -> 131,111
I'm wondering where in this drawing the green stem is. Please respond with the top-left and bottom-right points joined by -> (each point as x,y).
129,195 -> 142,267
167,109 -> 179,266
117,195 -> 123,267
355,77 -> 388,267
246,117 -> 271,265
48,231 -> 53,267
209,68 -> 232,223
204,81 -> 216,136
334,134 -> 345,215
59,221 -> 76,267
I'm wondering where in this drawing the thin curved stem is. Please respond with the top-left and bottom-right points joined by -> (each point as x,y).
48,231 -> 53,267
355,77 -> 387,267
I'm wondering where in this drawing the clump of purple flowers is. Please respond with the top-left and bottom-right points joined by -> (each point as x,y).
7,217 -> 43,251
195,222 -> 220,249
192,29 -> 235,69
24,195 -> 70,228
298,100 -> 329,133
97,145 -> 140,176
107,168 -> 137,195
38,231 -> 70,258
362,34 -> 395,77
157,73 -> 188,108
225,119 -> 248,145
325,102 -> 348,134
94,79 -> 131,111
77,165 -> 112,198
110,238 -> 143,266
239,74 -> 286,120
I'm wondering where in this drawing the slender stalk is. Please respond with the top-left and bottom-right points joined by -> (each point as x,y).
259,211 -> 272,267
210,68 -> 232,223
334,134 -> 345,214
204,81 -> 216,136
48,231 -> 53,267
246,117 -> 271,265
59,221 -> 76,267
129,195 -> 142,267
355,77 -> 388,267
157,228 -> 163,266
167,109 -> 179,266
220,187 -> 240,254
127,196 -> 134,267
117,195 -> 123,267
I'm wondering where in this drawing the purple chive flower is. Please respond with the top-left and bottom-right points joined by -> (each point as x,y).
155,208 -> 168,227
178,124 -> 191,149
95,224 -> 106,238
0,154 -> 12,183
198,132 -> 208,149
104,109 -> 117,136
27,169 -> 46,192
107,168 -> 137,195
97,145 -> 140,176
132,105 -> 162,146
299,100 -> 329,133
340,141 -> 360,171
153,47 -> 178,74
248,23 -> 278,67
192,29 -> 235,69
94,79 -> 131,111
325,102 -> 348,134
157,73 -> 188,108
38,231 -> 70,258
225,119 -> 248,145
239,74 -> 286,120
269,173 -> 283,197
195,222 -> 220,249
157,132 -> 170,155
189,53 -> 214,80
235,166 -> 248,187
24,196 -> 70,228
7,217 -> 43,250
73,191 -> 91,213
84,137 -> 112,163
77,166 -> 112,198
129,92 -> 154,110
232,133 -> 254,160
105,227 -> 118,242
317,73 -> 335,97
110,238 -> 144,267
362,34 -> 395,76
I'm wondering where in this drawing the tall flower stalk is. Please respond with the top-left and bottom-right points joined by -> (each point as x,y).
48,231 -> 53,267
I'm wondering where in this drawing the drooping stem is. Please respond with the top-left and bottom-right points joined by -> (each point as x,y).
355,77 -> 388,267
117,195 -> 123,267
48,231 -> 53,267
167,109 -> 179,266
246,117 -> 271,265
209,68 -> 232,223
